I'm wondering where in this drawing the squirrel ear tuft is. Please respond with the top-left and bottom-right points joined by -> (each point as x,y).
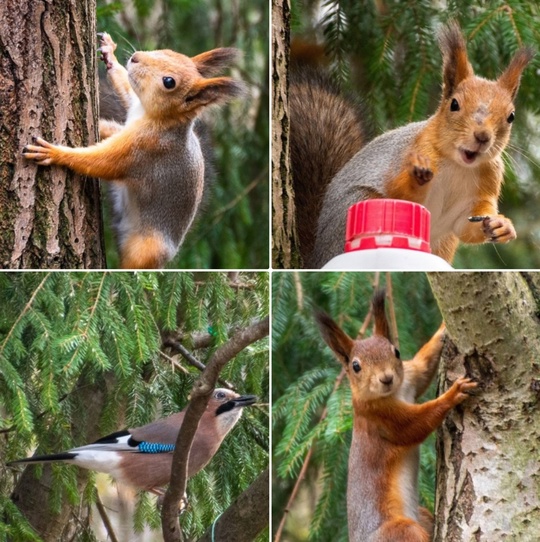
498,47 -> 534,100
315,310 -> 354,367
438,21 -> 474,98
186,77 -> 245,107
192,48 -> 242,77
371,289 -> 391,341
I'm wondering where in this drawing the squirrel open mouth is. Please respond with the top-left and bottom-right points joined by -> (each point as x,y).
460,149 -> 479,165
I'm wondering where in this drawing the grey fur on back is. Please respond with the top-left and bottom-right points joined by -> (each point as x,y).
109,123 -> 204,260
311,120 -> 427,268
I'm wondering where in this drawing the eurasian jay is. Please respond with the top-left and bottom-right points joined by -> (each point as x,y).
9,388 -> 257,495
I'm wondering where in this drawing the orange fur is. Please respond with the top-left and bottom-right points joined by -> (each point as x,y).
431,234 -> 459,263
22,32 -> 243,269
382,22 -> 532,263
405,323 -> 445,399
316,291 -> 477,541
120,232 -> 170,269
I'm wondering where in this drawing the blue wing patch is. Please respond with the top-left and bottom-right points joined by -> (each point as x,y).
138,441 -> 175,453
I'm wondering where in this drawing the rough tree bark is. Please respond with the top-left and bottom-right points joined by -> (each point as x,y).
198,468 -> 269,542
428,272 -> 540,541
0,0 -> 105,269
271,0 -> 300,269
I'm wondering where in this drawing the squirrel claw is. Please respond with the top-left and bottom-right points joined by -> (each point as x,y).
482,216 -> 516,244
410,153 -> 433,186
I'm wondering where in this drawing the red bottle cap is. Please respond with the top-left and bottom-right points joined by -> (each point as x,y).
345,199 -> 431,253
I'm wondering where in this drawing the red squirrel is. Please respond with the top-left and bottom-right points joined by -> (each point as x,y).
315,289 -> 477,541
290,22 -> 533,268
23,33 -> 243,269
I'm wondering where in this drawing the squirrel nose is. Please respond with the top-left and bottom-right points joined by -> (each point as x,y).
474,131 -> 490,145
379,374 -> 394,386
130,53 -> 140,63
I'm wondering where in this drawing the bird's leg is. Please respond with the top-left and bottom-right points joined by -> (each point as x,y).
151,487 -> 189,514
178,492 -> 189,514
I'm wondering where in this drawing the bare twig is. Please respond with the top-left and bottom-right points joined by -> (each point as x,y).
356,272 -> 379,339
274,369 -> 346,542
95,493 -> 120,542
159,350 -> 190,374
293,272 -> 303,311
162,339 -> 234,389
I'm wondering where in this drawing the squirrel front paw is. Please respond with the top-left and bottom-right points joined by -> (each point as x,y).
98,32 -> 117,70
22,136 -> 59,166
409,153 -> 434,186
482,215 -> 516,243
449,377 -> 478,404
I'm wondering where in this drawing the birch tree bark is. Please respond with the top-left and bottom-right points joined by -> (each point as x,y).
271,0 -> 300,269
428,272 -> 540,541
0,0 -> 105,269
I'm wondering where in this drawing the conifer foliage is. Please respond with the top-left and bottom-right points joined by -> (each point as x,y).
289,1 -> 540,268
272,272 -> 441,541
0,272 -> 269,541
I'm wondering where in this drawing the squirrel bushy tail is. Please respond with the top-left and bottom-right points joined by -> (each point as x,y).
289,68 -> 368,265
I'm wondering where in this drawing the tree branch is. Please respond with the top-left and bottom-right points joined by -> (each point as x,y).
162,338 -> 234,389
160,317 -> 269,542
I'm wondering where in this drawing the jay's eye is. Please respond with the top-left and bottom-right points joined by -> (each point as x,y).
163,76 -> 176,89
352,361 -> 361,373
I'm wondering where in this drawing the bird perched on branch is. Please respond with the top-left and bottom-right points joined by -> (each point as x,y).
9,388 -> 257,496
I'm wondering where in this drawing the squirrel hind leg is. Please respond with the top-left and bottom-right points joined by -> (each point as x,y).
120,232 -> 173,269
370,517 -> 430,542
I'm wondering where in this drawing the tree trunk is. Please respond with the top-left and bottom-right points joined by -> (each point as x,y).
271,0 -> 299,269
0,0 -> 105,269
198,468 -> 269,542
428,272 -> 540,541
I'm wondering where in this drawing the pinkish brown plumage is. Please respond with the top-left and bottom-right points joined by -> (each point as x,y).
9,388 -> 257,494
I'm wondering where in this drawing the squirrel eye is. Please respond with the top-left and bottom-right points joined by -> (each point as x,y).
162,76 -> 176,90
507,111 -> 515,123
394,348 -> 400,359
450,98 -> 460,112
352,361 -> 361,373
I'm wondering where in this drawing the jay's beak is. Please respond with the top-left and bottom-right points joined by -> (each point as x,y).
232,394 -> 258,408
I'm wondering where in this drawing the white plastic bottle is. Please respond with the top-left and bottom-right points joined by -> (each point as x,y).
322,199 -> 453,270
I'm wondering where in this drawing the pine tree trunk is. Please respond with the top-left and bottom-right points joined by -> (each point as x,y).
271,0 -> 300,269
428,272 -> 540,541
0,0 -> 105,269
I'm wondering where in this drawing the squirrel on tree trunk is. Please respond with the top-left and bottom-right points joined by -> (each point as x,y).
316,289 -> 477,541
23,33 -> 244,269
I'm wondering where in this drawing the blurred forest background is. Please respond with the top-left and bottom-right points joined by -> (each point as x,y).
0,272 -> 269,541
272,272 -> 442,541
97,0 -> 269,269
288,0 -> 540,268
